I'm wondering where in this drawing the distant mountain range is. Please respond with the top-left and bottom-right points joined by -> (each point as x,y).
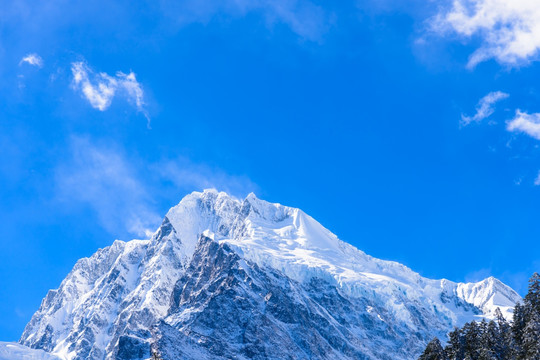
1,190 -> 521,360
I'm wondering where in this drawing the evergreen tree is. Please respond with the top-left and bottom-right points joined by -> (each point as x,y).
525,273 -> 540,314
417,274 -> 540,360
512,302 -> 527,359
523,310 -> 540,360
493,308 -> 513,360
494,308 -> 507,329
446,327 -> 465,360
463,320 -> 481,359
479,320 -> 498,360
419,338 -> 448,360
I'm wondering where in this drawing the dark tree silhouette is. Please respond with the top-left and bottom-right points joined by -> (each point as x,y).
419,338 -> 448,360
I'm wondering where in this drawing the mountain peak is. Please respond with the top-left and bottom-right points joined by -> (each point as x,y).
160,191 -> 520,317
19,190 -> 521,360
245,191 -> 258,201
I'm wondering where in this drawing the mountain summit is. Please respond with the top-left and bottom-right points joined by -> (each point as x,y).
14,190 -> 520,360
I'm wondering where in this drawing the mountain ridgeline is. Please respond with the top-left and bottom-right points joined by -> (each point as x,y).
8,190 -> 522,359
418,273 -> 540,360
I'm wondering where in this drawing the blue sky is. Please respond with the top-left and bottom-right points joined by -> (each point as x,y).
2,0 -> 540,341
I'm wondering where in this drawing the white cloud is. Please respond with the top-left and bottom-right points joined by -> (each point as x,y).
71,61 -> 149,124
56,137 -> 162,237
55,137 -> 257,238
461,91 -> 509,125
71,62 -> 117,111
118,72 -> 145,112
506,110 -> 540,140
19,53 -> 43,68
432,0 -> 540,68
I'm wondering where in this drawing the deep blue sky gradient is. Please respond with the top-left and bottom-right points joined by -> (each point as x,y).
2,0 -> 540,341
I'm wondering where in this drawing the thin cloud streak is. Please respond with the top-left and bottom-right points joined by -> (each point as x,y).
160,0 -> 330,41
19,53 -> 43,68
461,91 -> 509,126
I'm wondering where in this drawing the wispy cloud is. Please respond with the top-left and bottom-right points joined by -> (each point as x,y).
71,62 -> 116,111
461,91 -> 509,125
431,0 -> 540,68
55,137 -> 161,237
55,137 -> 257,238
256,0 -> 329,41
154,158 -> 258,199
465,267 -> 493,283
71,61 -> 150,125
533,172 -> 540,186
19,53 -> 43,68
506,110 -> 540,140
506,110 -> 540,186
161,0 -> 330,41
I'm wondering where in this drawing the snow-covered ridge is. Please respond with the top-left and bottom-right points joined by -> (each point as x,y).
19,189 -> 521,360
164,190 -> 520,320
454,277 -> 518,317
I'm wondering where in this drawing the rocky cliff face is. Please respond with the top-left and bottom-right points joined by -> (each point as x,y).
19,190 -> 521,360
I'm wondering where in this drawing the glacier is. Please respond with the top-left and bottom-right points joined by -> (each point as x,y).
18,190 -> 521,360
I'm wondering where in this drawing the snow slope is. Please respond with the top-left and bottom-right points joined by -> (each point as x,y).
0,342 -> 61,360
19,190 -> 521,360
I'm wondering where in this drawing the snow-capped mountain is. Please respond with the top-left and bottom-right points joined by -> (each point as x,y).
19,190 -> 521,360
